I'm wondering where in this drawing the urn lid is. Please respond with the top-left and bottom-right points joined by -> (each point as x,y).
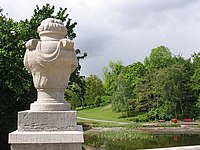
37,18 -> 67,37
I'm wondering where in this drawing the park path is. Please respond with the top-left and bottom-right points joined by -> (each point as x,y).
77,117 -> 130,124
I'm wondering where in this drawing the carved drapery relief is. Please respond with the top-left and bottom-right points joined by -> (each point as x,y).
23,18 -> 78,111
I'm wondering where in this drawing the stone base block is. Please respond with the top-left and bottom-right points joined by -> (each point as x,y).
18,110 -> 77,131
11,143 -> 82,150
9,127 -> 84,143
9,126 -> 84,150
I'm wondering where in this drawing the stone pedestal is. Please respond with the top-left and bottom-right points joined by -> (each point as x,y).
9,111 -> 84,150
8,18 -> 84,150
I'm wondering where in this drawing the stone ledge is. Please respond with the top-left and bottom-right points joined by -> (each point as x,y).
30,102 -> 71,111
9,126 -> 84,144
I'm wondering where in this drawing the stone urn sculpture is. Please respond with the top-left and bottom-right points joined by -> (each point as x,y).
9,18 -> 83,150
24,18 -> 78,111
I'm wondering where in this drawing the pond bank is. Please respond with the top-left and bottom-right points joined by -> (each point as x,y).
83,125 -> 200,150
81,119 -> 200,149
139,122 -> 200,134
138,126 -> 200,134
84,123 -> 200,134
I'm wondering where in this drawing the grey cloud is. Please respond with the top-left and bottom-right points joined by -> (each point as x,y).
106,0 -> 200,31
75,26 -> 114,56
1,0 -> 200,78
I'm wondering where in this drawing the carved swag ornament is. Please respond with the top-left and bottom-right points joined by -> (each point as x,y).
24,18 -> 78,111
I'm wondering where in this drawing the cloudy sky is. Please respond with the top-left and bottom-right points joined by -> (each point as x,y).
1,0 -> 200,78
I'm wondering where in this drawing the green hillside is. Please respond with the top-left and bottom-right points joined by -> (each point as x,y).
77,105 -> 131,122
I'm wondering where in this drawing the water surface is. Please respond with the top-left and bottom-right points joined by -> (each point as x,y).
84,134 -> 200,150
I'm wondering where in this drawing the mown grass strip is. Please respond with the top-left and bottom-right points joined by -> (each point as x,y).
77,105 -> 131,122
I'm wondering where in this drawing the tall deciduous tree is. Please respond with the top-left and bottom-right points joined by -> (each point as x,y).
122,62 -> 146,97
65,83 -> 82,109
154,63 -> 192,119
134,71 -> 158,113
85,75 -> 104,107
191,53 -> 200,108
112,74 -> 131,117
103,61 -> 124,96
144,46 -> 172,70
134,49 -> 197,120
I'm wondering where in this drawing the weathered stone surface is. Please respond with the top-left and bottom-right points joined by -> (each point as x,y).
11,144 -> 82,150
18,111 -> 77,131
9,126 -> 83,143
23,18 -> 78,111
9,126 -> 83,150
30,101 -> 71,111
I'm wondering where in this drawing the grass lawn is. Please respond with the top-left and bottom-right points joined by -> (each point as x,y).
77,105 -> 131,123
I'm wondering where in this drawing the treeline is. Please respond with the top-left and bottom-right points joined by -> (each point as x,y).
67,46 -> 200,122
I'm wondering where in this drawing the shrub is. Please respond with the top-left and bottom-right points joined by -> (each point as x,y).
100,96 -> 112,106
130,113 -> 150,122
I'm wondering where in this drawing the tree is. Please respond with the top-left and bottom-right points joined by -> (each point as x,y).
84,75 -> 104,107
103,61 -> 147,116
138,46 -> 174,119
136,55 -> 197,120
0,4 -> 86,150
191,53 -> 200,108
132,46 -> 173,117
102,46 -> 199,121
0,10 -> 36,150
122,62 -> 146,97
144,46 -> 172,70
134,71 -> 158,113
65,83 -> 82,109
112,74 -> 131,117
103,61 -> 124,96
133,47 -> 197,121
154,57 -> 197,119
154,64 -> 184,118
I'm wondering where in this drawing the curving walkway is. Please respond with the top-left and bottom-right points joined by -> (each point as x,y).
77,117 -> 130,124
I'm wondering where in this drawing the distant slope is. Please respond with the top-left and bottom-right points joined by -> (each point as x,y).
77,105 -> 130,122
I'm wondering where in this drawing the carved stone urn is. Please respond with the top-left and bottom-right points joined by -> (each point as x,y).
24,18 -> 78,111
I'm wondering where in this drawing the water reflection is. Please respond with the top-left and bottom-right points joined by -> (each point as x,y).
84,134 -> 200,150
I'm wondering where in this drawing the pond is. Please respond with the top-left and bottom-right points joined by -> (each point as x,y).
84,133 -> 200,150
